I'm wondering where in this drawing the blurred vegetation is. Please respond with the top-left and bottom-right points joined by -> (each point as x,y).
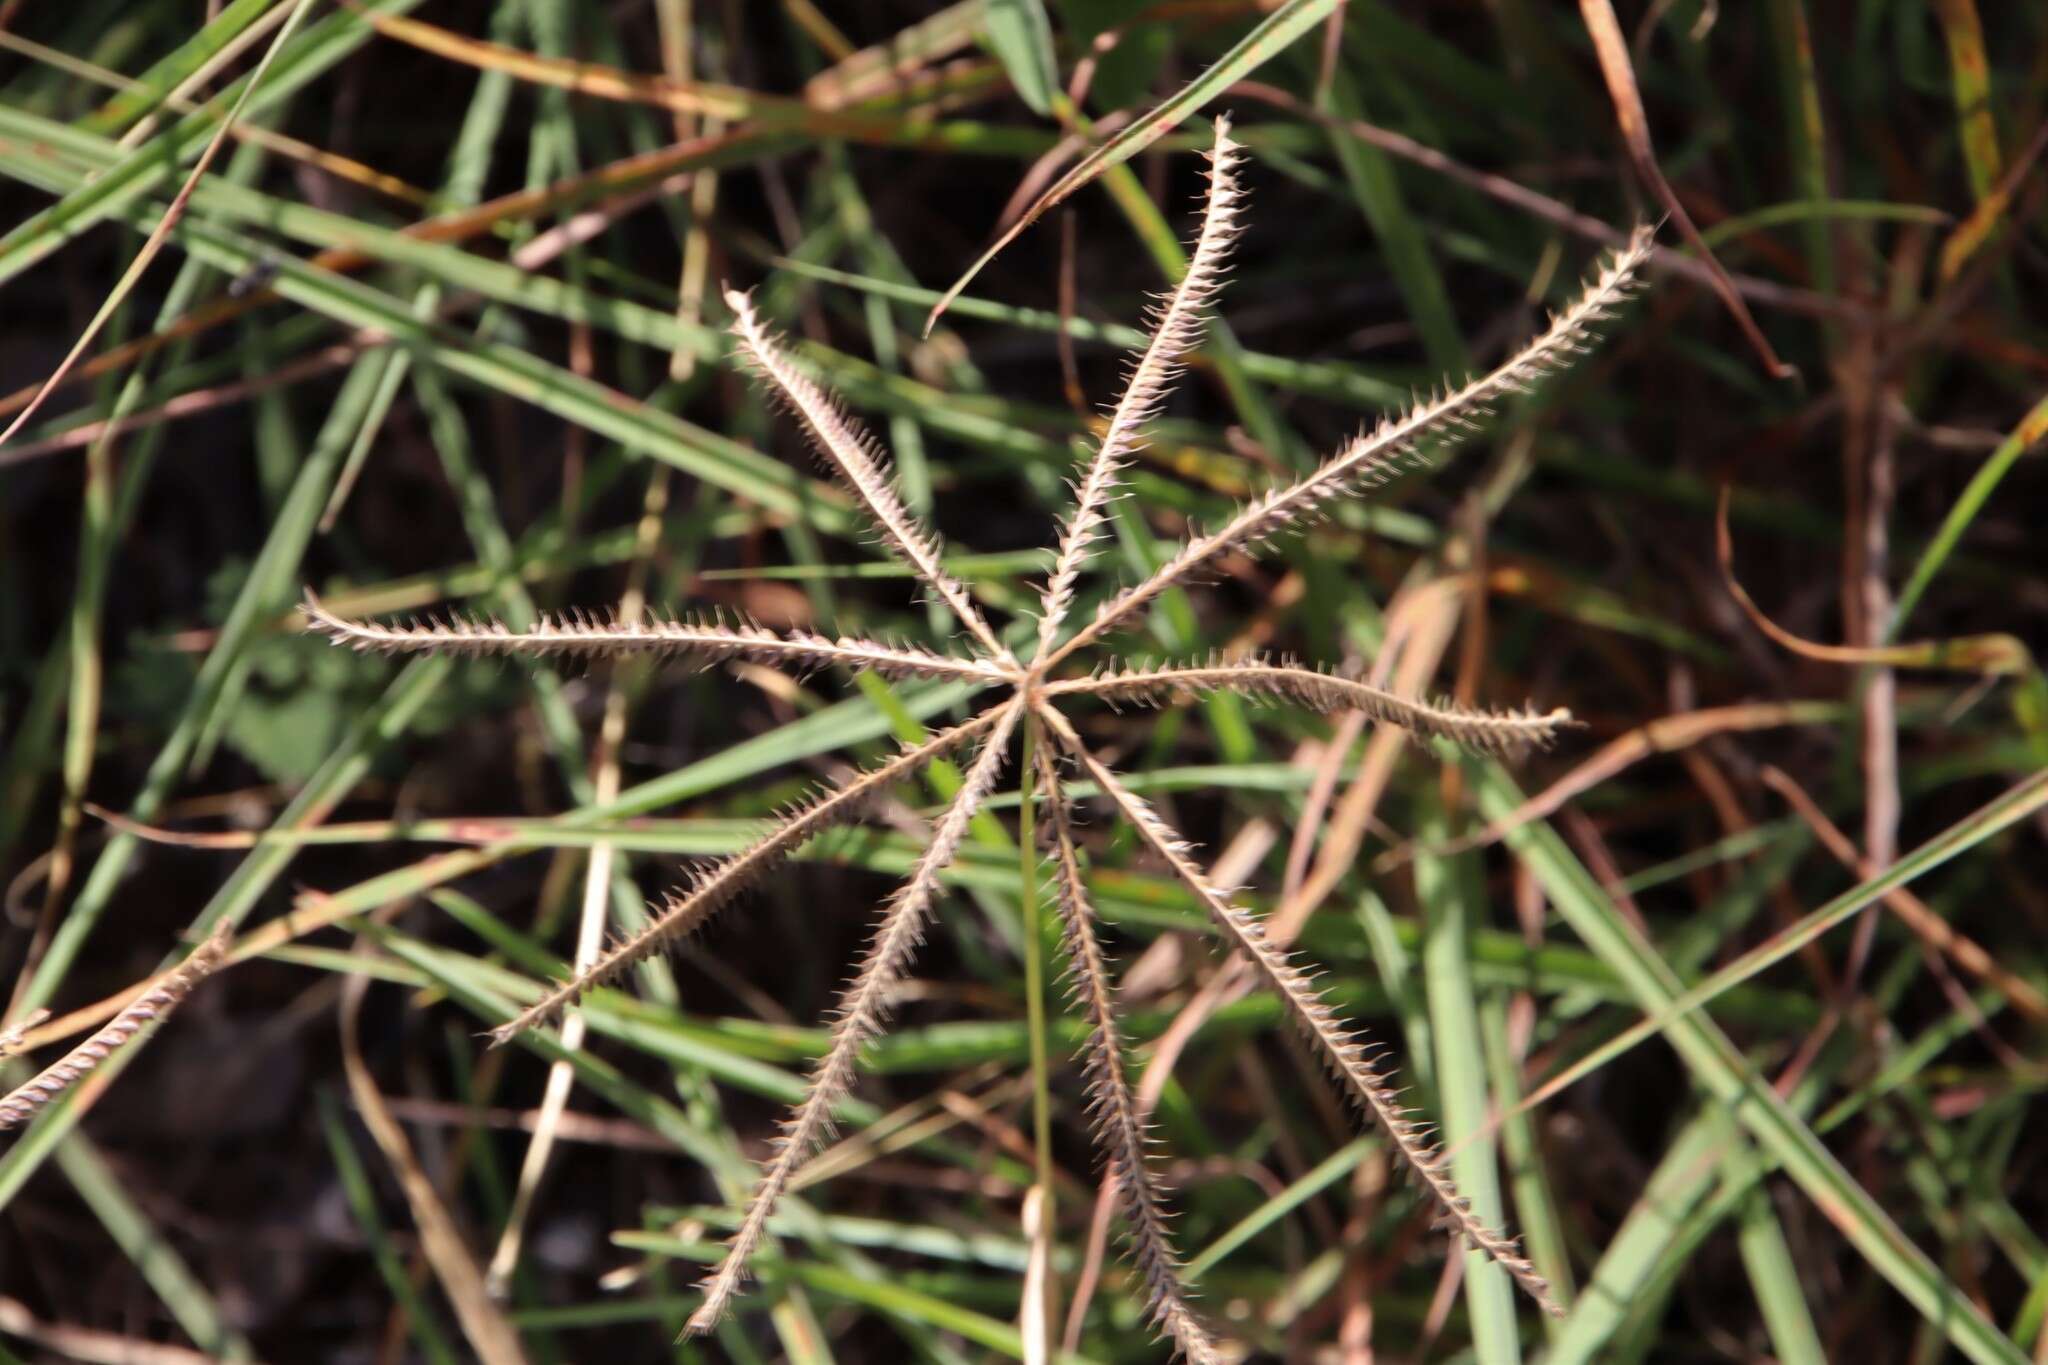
0,1 -> 2044,1361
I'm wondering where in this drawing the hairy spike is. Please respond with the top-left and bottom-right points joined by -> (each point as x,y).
1034,746 -> 1220,1362
685,700 -> 1022,1336
1035,704 -> 1559,1316
1050,658 -> 1573,754
1043,226 -> 1654,669
0,924 -> 232,1131
723,288 -> 1012,662
1033,116 -> 1244,660
302,591 -> 1009,685
485,708 -> 1010,1048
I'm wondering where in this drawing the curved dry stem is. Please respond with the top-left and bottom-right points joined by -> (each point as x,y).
724,288 -> 1010,661
1035,746 -> 1218,1362
1043,226 -> 1654,670
486,707 -> 1010,1047
0,924 -> 231,1131
0,1010 -> 48,1063
686,700 -> 1023,1335
303,591 -> 1007,684
1035,704 -> 1558,1315
1050,658 -> 1573,754
1033,116 -> 1244,660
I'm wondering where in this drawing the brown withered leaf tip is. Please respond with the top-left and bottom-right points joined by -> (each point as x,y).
309,117 -> 1649,1354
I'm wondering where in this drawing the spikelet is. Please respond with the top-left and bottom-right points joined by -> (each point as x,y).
1035,745 -> 1220,1362
1034,116 -> 1245,660
1052,656 -> 1573,754
1042,225 -> 1652,669
0,924 -> 232,1132
685,700 -> 1023,1336
1037,703 -> 1559,1316
484,707 -> 1009,1047
724,288 -> 1011,661
304,591 -> 1007,684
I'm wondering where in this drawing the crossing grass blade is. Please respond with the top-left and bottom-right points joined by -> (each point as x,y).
923,0 -> 1341,333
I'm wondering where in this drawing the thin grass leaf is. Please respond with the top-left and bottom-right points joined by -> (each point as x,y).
0,0 -> 319,452
1475,755 -> 2034,1365
924,0 -> 1341,332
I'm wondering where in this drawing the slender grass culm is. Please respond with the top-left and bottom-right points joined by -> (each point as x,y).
310,117 -> 1650,1356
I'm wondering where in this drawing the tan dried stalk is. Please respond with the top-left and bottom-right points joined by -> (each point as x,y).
310,115 -> 1644,1353
0,924 -> 231,1131
0,1010 -> 49,1063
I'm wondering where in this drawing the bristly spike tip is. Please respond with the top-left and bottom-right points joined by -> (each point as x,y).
1032,115 -> 1245,663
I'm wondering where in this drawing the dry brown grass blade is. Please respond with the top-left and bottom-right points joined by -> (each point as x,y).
0,1297 -> 249,1365
1939,117 -> 2048,282
21,857 -> 504,1056
0,124 -> 768,426
338,955 -> 530,1364
0,923 -> 230,1131
0,342 -> 369,469
1578,0 -> 1794,380
1714,487 -> 2032,675
346,4 -> 760,119
800,1 -> 978,108
0,1008 -> 50,1062
0,28 -> 429,206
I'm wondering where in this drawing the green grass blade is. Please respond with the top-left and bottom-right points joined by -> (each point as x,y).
1473,755 -> 2030,1365
925,0 -> 1341,331
1415,801 -> 1523,1357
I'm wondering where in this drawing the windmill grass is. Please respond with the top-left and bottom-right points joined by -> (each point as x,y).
309,118 -> 1652,1355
